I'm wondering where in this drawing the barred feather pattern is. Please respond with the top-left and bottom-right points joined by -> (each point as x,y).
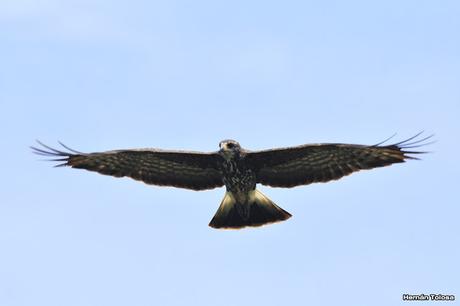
246,132 -> 433,187
31,141 -> 224,191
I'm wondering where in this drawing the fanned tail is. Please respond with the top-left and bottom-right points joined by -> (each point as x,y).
209,190 -> 291,229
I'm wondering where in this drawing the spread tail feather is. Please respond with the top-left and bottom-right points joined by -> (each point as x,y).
209,190 -> 291,229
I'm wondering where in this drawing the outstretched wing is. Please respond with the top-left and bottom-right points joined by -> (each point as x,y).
32,142 -> 224,191
246,133 -> 433,188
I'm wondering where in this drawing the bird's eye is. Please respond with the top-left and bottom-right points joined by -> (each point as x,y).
227,143 -> 234,149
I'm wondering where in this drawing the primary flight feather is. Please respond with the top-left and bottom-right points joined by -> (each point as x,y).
32,133 -> 432,229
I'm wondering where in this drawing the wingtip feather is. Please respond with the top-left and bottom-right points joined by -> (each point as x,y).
31,140 -> 82,167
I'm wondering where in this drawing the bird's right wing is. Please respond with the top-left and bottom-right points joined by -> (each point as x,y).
32,142 -> 224,191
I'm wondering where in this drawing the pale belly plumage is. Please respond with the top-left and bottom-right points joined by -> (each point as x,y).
221,159 -> 256,206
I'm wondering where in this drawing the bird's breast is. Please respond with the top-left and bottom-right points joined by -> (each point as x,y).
221,160 -> 256,198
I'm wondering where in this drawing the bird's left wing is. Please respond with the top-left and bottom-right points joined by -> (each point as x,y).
32,142 -> 224,191
246,134 -> 432,188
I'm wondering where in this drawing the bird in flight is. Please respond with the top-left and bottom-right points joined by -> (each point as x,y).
32,133 -> 432,229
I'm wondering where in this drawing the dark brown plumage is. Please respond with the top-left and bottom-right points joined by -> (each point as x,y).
248,138 -> 428,187
32,143 -> 224,191
32,133 -> 432,229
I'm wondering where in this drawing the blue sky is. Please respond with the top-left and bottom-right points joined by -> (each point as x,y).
1,1 -> 459,305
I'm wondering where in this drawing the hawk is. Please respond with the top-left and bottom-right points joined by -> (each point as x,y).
31,133 -> 431,229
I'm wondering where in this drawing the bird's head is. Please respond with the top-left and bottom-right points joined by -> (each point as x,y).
219,139 -> 241,159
